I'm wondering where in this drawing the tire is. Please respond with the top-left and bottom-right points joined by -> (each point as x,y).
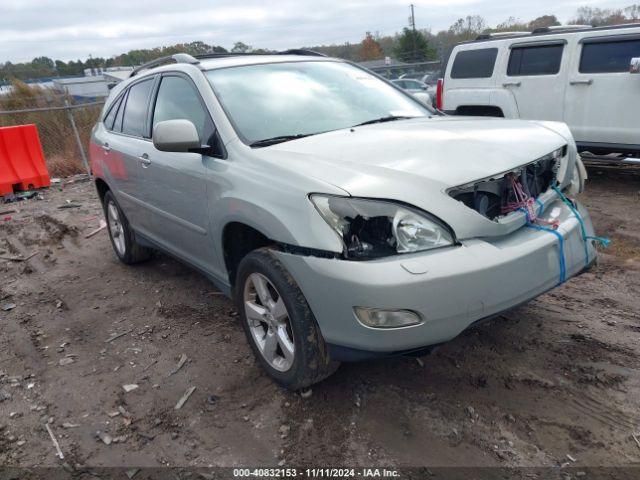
236,248 -> 339,390
102,190 -> 151,264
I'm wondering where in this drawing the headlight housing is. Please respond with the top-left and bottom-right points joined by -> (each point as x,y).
310,195 -> 454,259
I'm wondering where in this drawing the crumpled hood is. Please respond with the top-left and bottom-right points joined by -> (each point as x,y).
256,116 -> 573,239
264,116 -> 569,188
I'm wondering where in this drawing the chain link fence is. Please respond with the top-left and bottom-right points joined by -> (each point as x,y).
0,83 -> 103,177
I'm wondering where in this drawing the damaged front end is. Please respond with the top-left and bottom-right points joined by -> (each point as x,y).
447,146 -> 566,221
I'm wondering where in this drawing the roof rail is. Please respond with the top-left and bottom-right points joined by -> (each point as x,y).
475,31 -> 530,40
130,49 -> 329,77
463,22 -> 640,46
278,49 -> 326,57
592,21 -> 640,29
532,24 -> 590,34
194,49 -> 327,60
130,53 -> 199,77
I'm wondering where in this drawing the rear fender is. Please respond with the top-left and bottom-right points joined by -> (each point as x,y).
446,88 -> 519,118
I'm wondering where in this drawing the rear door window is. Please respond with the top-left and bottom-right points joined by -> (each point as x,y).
579,38 -> 640,73
450,48 -> 498,79
103,95 -> 123,130
507,44 -> 564,76
121,78 -> 154,137
112,90 -> 128,133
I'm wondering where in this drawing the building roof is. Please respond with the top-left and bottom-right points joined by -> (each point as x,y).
53,75 -> 106,85
52,75 -> 110,98
103,71 -> 131,82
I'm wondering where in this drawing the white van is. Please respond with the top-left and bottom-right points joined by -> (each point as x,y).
438,24 -> 640,158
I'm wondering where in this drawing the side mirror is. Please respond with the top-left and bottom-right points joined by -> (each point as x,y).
153,119 -> 201,153
631,57 -> 640,74
421,85 -> 428,90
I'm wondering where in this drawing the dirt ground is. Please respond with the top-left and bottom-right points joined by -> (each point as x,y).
1,166 -> 639,471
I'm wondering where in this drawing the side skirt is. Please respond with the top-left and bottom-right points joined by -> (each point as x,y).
134,230 -> 232,297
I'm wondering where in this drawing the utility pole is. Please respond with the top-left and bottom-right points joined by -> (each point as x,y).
410,4 -> 417,62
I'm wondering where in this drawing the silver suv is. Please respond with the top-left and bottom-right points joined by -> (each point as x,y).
91,51 -> 596,389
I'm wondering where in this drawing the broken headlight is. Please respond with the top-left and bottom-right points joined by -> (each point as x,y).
310,195 -> 454,259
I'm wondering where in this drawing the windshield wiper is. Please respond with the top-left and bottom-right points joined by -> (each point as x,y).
351,115 -> 416,128
250,133 -> 313,148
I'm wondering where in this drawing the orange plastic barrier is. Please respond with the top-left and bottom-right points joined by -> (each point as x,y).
0,124 -> 50,196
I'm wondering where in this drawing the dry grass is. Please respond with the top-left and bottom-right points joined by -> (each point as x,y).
46,154 -> 87,178
0,79 -> 101,178
607,233 -> 640,261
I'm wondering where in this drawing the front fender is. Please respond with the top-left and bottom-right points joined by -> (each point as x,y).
536,121 -> 579,189
210,194 -> 345,276
213,197 -> 340,246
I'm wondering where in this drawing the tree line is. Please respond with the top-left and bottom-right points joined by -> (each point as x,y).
1,4 -> 639,83
311,4 -> 640,63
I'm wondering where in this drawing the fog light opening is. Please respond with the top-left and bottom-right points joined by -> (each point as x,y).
354,307 -> 422,329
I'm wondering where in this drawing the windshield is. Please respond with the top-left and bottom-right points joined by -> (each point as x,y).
205,61 -> 431,145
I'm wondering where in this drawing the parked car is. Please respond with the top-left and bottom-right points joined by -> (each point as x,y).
393,78 -> 436,105
392,78 -> 429,93
410,90 -> 433,107
91,51 -> 595,389
438,23 -> 640,158
419,73 -> 438,86
399,72 -> 438,85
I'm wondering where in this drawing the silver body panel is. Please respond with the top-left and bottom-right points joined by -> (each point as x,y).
276,200 -> 595,351
91,55 -> 596,354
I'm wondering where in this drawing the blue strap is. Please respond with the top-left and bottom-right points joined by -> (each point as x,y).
516,206 -> 530,222
535,198 -> 544,215
551,186 -> 610,267
526,224 -> 566,285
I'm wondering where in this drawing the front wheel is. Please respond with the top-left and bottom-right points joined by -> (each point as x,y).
236,248 -> 339,390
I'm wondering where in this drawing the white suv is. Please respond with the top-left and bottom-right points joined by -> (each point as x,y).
438,24 -> 640,158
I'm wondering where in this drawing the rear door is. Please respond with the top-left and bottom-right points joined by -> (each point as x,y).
444,46 -> 513,115
107,76 -> 156,229
94,92 -> 126,184
564,33 -> 640,147
136,73 -> 220,270
502,40 -> 567,121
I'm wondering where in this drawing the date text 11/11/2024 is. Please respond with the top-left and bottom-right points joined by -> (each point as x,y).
232,468 -> 401,477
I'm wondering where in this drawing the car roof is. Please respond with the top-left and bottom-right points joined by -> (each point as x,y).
455,22 -> 640,48
199,54 -> 338,70
102,53 -> 346,113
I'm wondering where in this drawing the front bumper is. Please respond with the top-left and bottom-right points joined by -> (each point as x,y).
275,198 -> 596,358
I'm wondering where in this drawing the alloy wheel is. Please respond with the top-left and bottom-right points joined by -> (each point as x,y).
243,272 -> 295,372
106,200 -> 126,257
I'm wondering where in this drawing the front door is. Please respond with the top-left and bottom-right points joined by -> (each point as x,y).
136,73 -> 220,271
564,34 -> 640,147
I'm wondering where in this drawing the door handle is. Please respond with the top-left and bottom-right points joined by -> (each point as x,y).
101,143 -> 111,153
502,81 -> 521,87
570,79 -> 593,85
139,153 -> 151,168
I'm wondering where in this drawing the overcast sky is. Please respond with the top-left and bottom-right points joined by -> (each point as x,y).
0,0 -> 634,63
